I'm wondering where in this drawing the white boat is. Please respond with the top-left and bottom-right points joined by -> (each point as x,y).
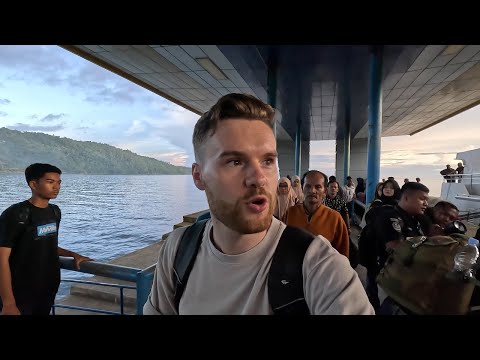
440,148 -> 480,226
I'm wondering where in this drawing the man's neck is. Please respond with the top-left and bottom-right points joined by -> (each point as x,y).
303,203 -> 321,216
397,203 -> 415,219
210,217 -> 271,255
28,196 -> 49,209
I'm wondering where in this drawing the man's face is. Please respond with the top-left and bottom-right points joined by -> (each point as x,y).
303,172 -> 326,212
433,206 -> 459,228
404,190 -> 429,216
327,182 -> 338,198
192,119 -> 278,234
347,178 -> 353,186
29,172 -> 61,200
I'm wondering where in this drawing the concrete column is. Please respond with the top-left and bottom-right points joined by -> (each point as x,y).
278,139 -> 296,178
295,121 -> 302,176
336,138 -> 368,183
343,117 -> 351,185
366,45 -> 383,205
267,56 -> 277,138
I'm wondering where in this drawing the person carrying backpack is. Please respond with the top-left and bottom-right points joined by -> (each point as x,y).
359,182 -> 429,311
377,201 -> 479,315
143,93 -> 373,315
0,163 -> 92,315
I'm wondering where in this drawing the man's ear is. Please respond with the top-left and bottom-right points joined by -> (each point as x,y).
192,163 -> 206,190
28,180 -> 37,192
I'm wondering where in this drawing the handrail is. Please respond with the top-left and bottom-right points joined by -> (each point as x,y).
136,264 -> 156,315
53,278 -> 136,315
441,173 -> 480,184
354,199 -> 366,209
60,257 -> 141,282
59,257 -> 156,315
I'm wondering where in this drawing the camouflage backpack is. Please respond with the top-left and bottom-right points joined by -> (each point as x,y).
376,233 -> 477,315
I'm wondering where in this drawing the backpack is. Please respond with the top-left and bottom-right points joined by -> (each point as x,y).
13,201 -> 61,235
358,204 -> 395,269
376,233 -> 477,315
173,220 -> 315,315
348,237 -> 359,269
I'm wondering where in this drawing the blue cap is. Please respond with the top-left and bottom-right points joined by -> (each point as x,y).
468,238 -> 479,246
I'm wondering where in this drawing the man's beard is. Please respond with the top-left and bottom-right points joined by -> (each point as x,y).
205,186 -> 275,234
304,195 -> 322,214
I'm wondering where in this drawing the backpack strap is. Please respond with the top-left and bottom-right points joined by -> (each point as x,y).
49,204 -> 61,224
268,226 -> 315,315
16,204 -> 31,224
173,220 -> 208,314
172,221 -> 315,315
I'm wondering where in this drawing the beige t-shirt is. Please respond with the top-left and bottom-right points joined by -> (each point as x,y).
143,217 -> 374,315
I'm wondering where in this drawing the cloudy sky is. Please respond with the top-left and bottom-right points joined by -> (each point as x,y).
310,105 -> 480,196
0,45 -> 199,166
1,45 -> 479,195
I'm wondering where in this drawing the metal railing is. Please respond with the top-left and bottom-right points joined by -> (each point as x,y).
441,172 -> 480,185
53,279 -> 136,315
55,257 -> 156,315
458,209 -> 480,224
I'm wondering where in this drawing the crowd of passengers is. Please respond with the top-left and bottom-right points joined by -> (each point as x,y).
274,172 -> 480,315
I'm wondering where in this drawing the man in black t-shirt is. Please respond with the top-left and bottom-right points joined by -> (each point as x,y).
363,182 -> 429,312
0,163 -> 92,315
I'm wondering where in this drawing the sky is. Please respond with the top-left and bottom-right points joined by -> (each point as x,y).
1,45 -> 480,196
309,105 -> 480,196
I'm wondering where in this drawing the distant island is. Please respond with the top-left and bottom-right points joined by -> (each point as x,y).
0,127 -> 191,175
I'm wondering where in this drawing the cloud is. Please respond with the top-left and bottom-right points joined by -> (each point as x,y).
125,120 -> 146,136
0,45 -> 155,106
40,113 -> 67,122
0,99 -> 10,105
0,45 -> 69,72
146,151 -> 189,166
83,82 -> 148,105
310,154 -> 335,164
115,105 -> 199,165
0,111 -> 7,117
417,152 -> 458,156
7,123 -> 65,132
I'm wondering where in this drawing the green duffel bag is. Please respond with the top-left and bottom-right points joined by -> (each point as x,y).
376,234 -> 476,315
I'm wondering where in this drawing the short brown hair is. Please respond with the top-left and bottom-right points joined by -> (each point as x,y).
192,93 -> 275,161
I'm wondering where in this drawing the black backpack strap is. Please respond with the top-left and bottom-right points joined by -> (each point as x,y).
173,220 -> 208,314
268,226 -> 315,315
49,204 -> 61,224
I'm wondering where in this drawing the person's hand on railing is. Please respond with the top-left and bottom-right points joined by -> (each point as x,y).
72,253 -> 94,270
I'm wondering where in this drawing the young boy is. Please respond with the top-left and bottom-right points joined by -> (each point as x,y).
0,163 -> 92,315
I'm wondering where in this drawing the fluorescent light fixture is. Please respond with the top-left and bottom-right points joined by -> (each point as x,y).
442,45 -> 465,56
196,57 -> 227,80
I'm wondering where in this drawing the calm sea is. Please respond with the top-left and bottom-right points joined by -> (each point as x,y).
0,174 -> 209,298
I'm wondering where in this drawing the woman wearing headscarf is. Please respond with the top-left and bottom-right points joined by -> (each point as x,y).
291,175 -> 304,204
355,177 -> 366,203
274,177 -> 297,222
360,181 -> 384,228
363,179 -> 398,226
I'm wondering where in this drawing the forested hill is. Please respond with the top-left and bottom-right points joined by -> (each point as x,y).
0,127 -> 191,175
